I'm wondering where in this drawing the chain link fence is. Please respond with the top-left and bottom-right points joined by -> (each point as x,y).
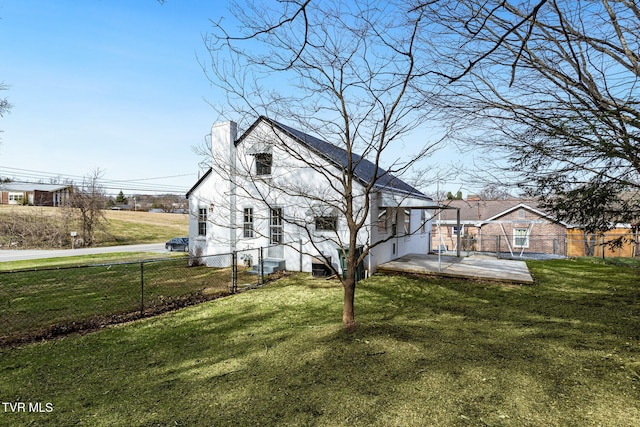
0,252 -> 268,347
492,235 -> 568,260
478,233 -> 638,260
443,233 -> 637,260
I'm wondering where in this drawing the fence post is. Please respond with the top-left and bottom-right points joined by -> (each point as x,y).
259,247 -> 264,285
140,261 -> 145,317
231,251 -> 237,294
300,239 -> 303,272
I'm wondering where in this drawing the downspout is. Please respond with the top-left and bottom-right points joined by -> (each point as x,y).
456,208 -> 461,257
229,123 -> 238,253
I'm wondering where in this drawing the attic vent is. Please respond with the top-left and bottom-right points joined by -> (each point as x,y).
518,208 -> 525,219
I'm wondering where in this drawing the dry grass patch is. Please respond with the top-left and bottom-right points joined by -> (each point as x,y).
0,205 -> 188,247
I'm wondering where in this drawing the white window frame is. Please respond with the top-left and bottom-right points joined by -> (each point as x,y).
8,192 -> 24,204
403,208 -> 411,235
377,209 -> 387,233
452,225 -> 464,236
513,228 -> 529,248
197,207 -> 208,236
243,208 -> 254,238
269,207 -> 283,245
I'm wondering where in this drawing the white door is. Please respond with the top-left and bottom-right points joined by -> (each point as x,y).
268,207 -> 284,258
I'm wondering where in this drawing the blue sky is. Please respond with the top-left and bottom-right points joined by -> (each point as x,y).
0,0 -> 223,195
0,0 -> 474,198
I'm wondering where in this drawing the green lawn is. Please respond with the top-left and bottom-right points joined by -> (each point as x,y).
0,258 -> 638,426
0,254 -> 260,346
0,252 -> 186,272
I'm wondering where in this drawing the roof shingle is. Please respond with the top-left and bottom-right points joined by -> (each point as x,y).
260,117 -> 429,199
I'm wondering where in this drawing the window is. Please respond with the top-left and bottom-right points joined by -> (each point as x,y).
403,208 -> 411,235
452,225 -> 464,235
255,153 -> 272,176
198,208 -> 207,236
377,209 -> 387,233
514,228 -> 529,248
270,208 -> 283,245
391,208 -> 397,236
243,208 -> 254,238
315,216 -> 337,232
9,193 -> 24,204
421,210 -> 427,234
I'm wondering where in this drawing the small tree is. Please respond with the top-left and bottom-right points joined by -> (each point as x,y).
479,185 -> 512,201
115,190 -> 128,205
446,191 -> 463,200
0,82 -> 11,144
67,170 -> 108,247
0,82 -> 10,118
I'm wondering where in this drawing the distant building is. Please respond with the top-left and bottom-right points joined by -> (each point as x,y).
433,197 -> 636,258
0,182 -> 71,207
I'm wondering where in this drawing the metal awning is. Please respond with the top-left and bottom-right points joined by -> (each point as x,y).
246,142 -> 273,155
377,192 -> 440,209
305,204 -> 340,217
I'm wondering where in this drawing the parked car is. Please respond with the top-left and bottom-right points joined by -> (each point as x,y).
166,237 -> 189,252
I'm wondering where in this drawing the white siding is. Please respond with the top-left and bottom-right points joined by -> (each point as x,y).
188,120 -> 433,274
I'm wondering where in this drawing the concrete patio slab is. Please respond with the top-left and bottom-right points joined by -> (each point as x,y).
377,253 -> 534,285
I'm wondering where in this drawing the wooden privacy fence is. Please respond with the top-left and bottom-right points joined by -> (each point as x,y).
566,229 -> 636,258
444,229 -> 637,259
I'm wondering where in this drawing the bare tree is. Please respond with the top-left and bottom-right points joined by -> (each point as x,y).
201,0 -> 445,330
66,170 -> 108,247
478,185 -> 513,200
0,82 -> 11,143
425,0 -> 640,230
0,82 -> 10,118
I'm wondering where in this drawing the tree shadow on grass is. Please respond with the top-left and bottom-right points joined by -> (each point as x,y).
130,266 -> 639,426
2,265 -> 639,426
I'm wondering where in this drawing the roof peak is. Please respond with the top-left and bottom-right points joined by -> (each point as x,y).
248,116 -> 430,199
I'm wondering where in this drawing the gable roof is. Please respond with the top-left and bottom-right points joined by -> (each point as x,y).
481,202 -> 570,226
241,116 -> 430,200
0,182 -> 71,193
435,198 -> 571,227
186,168 -> 212,198
188,116 -> 433,202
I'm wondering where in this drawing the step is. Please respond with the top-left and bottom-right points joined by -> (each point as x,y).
247,258 -> 286,275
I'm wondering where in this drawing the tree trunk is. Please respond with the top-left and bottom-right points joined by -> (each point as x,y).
584,233 -> 596,257
342,275 -> 356,331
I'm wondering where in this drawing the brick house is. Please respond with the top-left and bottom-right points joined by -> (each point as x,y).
0,182 -> 71,207
432,198 -> 569,257
432,197 -> 636,258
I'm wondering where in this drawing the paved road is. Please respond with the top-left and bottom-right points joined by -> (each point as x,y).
0,243 -> 168,262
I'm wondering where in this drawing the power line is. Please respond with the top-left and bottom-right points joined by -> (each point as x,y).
0,165 -> 197,195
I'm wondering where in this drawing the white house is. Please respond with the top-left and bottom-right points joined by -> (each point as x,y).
186,116 -> 436,276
